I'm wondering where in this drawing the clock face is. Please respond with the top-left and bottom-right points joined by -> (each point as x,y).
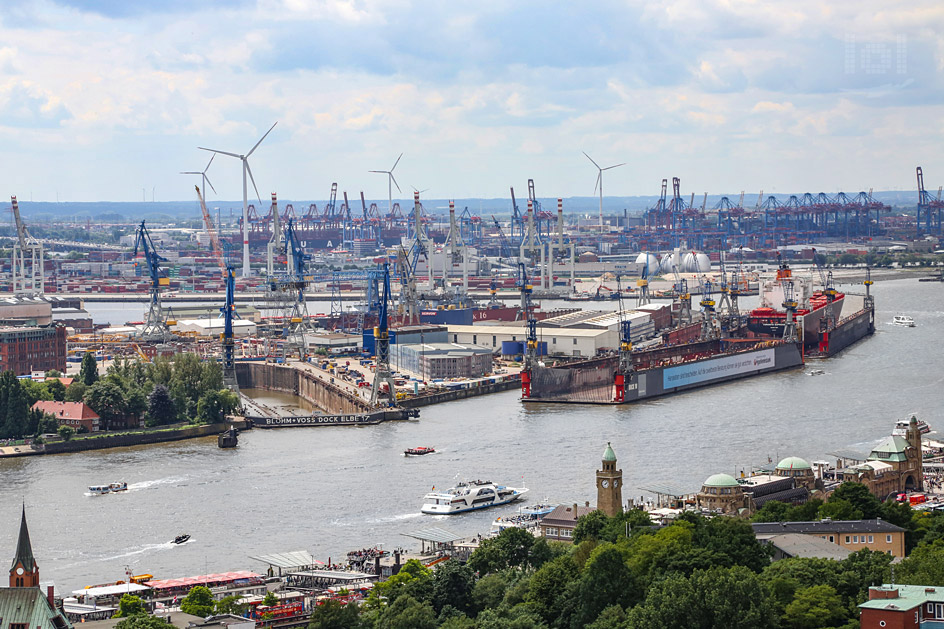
16,567 -> 24,575
614,479 -> 620,488
601,480 -> 609,488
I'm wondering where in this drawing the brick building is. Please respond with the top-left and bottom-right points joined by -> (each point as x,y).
0,326 -> 67,376
859,584 -> 944,628
31,401 -> 100,433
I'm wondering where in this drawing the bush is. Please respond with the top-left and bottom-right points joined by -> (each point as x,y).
57,425 -> 75,441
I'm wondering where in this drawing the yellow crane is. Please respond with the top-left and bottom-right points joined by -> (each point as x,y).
195,185 -> 226,276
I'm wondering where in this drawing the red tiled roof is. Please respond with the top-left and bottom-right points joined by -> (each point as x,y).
144,571 -> 263,590
45,377 -> 75,387
31,401 -> 100,421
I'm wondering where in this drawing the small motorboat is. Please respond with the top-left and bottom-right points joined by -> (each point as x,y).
892,314 -> 916,327
404,447 -> 435,456
173,534 -> 190,545
89,482 -> 127,495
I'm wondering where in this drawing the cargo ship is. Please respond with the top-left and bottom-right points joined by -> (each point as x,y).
522,338 -> 804,405
747,261 -> 844,347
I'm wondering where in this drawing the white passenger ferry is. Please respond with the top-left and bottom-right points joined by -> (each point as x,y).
892,314 -> 916,327
421,480 -> 528,515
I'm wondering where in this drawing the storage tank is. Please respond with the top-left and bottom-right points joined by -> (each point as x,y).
501,340 -> 523,357
661,252 -> 679,273
693,252 -> 711,273
681,252 -> 698,273
634,252 -> 660,276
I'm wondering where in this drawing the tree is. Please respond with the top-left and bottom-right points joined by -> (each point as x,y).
80,352 -> 99,386
471,573 -> 509,616
586,605 -> 627,629
309,599 -> 360,629
45,369 -> 62,378
65,381 -> 87,402
180,585 -> 215,617
572,509 -> 609,544
897,539 -> 944,585
113,594 -> 146,618
573,543 -> 639,626
0,372 -> 29,439
376,595 -> 436,629
214,595 -> 247,616
57,425 -> 75,441
147,384 -> 176,427
262,592 -> 279,607
469,526 -> 536,574
45,379 -> 66,402
196,389 -> 240,425
114,615 -> 173,629
84,380 -> 127,429
686,513 -> 772,573
782,585 -> 847,629
828,482 -> 881,519
525,555 -> 579,624
430,559 -> 474,615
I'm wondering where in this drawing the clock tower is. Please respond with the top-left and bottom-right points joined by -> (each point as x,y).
9,504 -> 39,588
596,442 -> 623,517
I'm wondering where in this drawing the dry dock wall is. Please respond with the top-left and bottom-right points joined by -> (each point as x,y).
39,419 -> 251,455
236,362 -> 369,414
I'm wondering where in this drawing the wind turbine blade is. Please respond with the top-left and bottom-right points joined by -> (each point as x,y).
204,174 -> 217,195
582,151 -> 600,169
602,163 -> 626,171
247,121 -> 278,157
198,147 -> 241,159
245,160 -> 262,205
368,170 -> 386,174
390,173 -> 401,193
180,171 -> 202,175
593,173 -> 601,195
391,152 -> 403,172
204,153 -> 215,172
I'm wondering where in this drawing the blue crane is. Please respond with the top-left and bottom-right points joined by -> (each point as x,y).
221,262 -> 240,390
518,262 -> 538,399
370,263 -> 397,407
132,220 -> 171,341
614,274 -> 635,402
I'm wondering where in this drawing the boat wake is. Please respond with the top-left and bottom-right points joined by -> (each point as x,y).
369,512 -> 423,524
99,542 -> 176,562
127,477 -> 187,492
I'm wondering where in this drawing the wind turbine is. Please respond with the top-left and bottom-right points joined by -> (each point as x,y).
180,154 -> 217,200
583,151 -> 625,232
369,153 -> 403,218
199,121 -> 278,278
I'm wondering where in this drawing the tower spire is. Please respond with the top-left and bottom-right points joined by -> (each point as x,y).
10,503 -> 38,587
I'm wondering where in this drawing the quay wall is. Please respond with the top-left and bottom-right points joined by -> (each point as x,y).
236,362 -> 369,414
398,377 -> 520,408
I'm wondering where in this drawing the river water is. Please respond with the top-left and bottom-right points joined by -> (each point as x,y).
2,278 -> 941,593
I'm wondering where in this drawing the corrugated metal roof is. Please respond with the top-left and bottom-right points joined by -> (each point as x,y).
401,526 -> 465,544
71,583 -> 149,598
0,587 -> 72,629
639,484 -> 692,497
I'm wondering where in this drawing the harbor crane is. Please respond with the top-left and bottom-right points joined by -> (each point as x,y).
670,261 -> 692,326
636,253 -> 651,308
281,218 -> 316,348
132,220 -> 172,342
221,261 -> 240,391
614,275 -> 635,403
699,278 -> 718,340
810,248 -> 838,302
9,196 -> 44,297
518,262 -> 538,399
370,263 -> 397,407
194,186 -> 226,276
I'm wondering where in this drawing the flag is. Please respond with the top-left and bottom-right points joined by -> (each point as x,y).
172,596 -> 178,604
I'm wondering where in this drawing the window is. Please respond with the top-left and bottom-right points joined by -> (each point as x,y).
869,535 -> 874,543
11,623 -> 27,629
492,336 -> 496,347
853,536 -> 858,543
473,335 -> 477,344
936,603 -> 944,618
561,528 -> 572,538
546,527 -> 558,536
887,534 -> 892,543
829,535 -> 834,542
553,337 -> 557,345
573,338 -> 577,345
845,536 -> 850,544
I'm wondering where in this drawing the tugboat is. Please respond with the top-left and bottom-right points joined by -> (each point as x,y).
173,534 -> 190,545
218,426 -> 239,448
421,480 -> 528,515
404,446 -> 435,456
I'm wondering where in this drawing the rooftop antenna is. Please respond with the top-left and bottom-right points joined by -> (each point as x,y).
583,151 -> 625,232
369,153 -> 402,218
199,121 -> 278,278
180,154 -> 217,200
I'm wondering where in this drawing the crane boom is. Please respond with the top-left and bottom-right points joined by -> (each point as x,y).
195,186 -> 226,275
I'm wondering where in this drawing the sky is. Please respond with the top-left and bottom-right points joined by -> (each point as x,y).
1,0 -> 942,204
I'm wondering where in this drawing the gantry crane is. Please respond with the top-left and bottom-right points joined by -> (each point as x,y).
636,253 -> 651,308
370,263 -> 397,407
518,262 -> 538,399
670,261 -> 692,326
699,278 -> 718,340
281,218 -> 316,348
614,275 -> 635,403
10,196 -> 44,297
221,262 -> 240,391
132,220 -> 171,341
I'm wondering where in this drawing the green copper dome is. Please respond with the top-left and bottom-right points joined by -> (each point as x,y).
703,473 -> 739,488
603,442 -> 617,462
776,456 -> 811,471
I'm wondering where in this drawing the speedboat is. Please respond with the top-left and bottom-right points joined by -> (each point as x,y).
422,480 -> 528,515
404,447 -> 435,456
173,534 -> 190,545
892,417 -> 931,437
89,482 -> 127,495
892,315 -> 915,327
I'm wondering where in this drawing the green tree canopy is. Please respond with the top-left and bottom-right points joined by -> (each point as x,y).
196,389 -> 240,425
572,509 -> 609,544
80,352 -> 99,386
376,595 -> 437,629
430,559 -> 474,615
65,381 -> 87,402
113,594 -> 146,618
45,379 -> 66,402
214,595 -> 246,616
827,482 -> 881,519
308,599 -> 361,629
57,425 -> 75,441
262,591 -> 279,607
84,380 -> 126,428
180,585 -> 214,617
114,615 -> 173,629
782,585 -> 847,629
146,384 -> 176,427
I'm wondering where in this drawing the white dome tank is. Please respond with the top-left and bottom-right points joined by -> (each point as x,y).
635,252 -> 660,276
681,252 -> 698,273
661,252 -> 678,272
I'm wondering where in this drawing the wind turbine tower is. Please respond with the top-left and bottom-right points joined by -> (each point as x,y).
199,122 -> 278,278
369,153 -> 403,221
583,152 -> 625,232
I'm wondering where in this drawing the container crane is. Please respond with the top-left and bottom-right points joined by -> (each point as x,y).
370,263 -> 397,407
282,218 -> 315,345
670,262 -> 692,326
132,220 -> 171,341
810,248 -> 838,302
614,275 -> 635,403
699,278 -> 718,340
518,262 -> 538,399
10,196 -> 44,297
221,262 -> 240,391
781,278 -> 799,344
